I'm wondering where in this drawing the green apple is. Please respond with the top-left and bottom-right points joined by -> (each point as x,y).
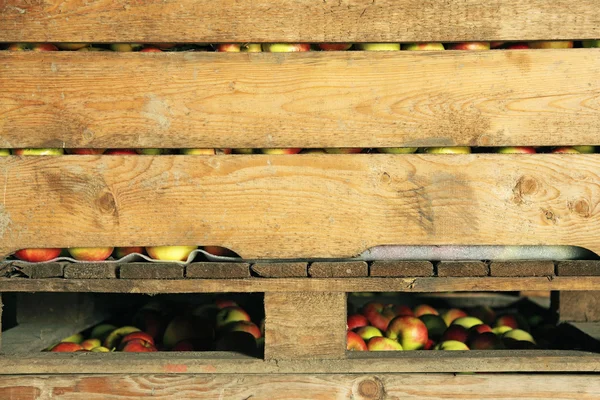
402,43 -> 444,51
137,149 -> 165,155
145,245 -> 197,261
90,324 -> 118,341
354,326 -> 383,341
12,148 -> 64,156
492,326 -> 513,336
367,336 -> 403,351
503,329 -> 536,344
582,40 -> 600,48
424,147 -> 471,154
0,149 -> 10,156
355,43 -> 400,51
378,147 -> 418,154
436,340 -> 470,350
419,314 -> 447,341
572,146 -> 595,153
451,316 -> 484,329
109,43 -> 143,52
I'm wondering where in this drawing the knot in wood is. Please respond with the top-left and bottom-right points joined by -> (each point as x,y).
568,198 -> 591,218
380,172 -> 391,184
96,192 -> 117,215
353,377 -> 384,400
513,175 -> 539,204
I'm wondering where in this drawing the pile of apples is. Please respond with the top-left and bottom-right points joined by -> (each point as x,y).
49,298 -> 263,355
11,245 -> 236,263
347,301 -> 543,352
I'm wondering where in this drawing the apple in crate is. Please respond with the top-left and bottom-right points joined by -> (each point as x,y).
424,147 -> 471,154
362,302 -> 394,332
163,315 -> 213,349
67,149 -> 106,155
447,42 -> 490,50
262,44 -> 311,52
181,148 -> 232,155
436,340 -> 470,350
137,149 -> 166,155
378,147 -> 418,154
367,336 -> 403,351
14,248 -> 62,262
496,147 -> 536,154
468,331 -> 504,350
346,331 -> 368,351
12,148 -> 64,156
583,40 -> 600,48
146,245 -> 197,261
121,339 -> 158,352
114,246 -> 145,258
81,338 -> 102,351
385,304 -> 414,318
318,43 -> 353,51
203,246 -> 237,257
216,306 -> 252,329
413,304 -> 438,317
441,308 -> 468,326
78,47 -> 110,52
105,149 -> 138,155
109,43 -> 143,52
323,148 -> 362,154
241,44 -> 262,52
0,149 -> 9,156
505,42 -> 530,49
222,321 -> 262,340
451,316 -> 484,329
120,332 -> 156,347
385,316 -> 428,350
572,146 -> 595,153
419,314 -> 447,341
354,326 -> 383,341
140,47 -> 162,53
8,43 -> 59,51
402,43 -> 445,51
104,326 -> 141,349
260,148 -> 303,154
68,247 -> 113,261
552,147 -> 580,154
215,299 -> 238,309
469,305 -> 496,325
91,346 -> 111,352
528,41 -> 573,49
216,44 -> 241,52
503,329 -> 536,344
354,43 -> 401,51
440,325 -> 469,343
233,148 -> 254,154
55,43 -> 89,50
90,324 -> 117,342
51,342 -> 84,352
347,314 -> 369,330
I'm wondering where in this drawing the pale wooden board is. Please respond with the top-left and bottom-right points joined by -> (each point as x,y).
2,51 -> 600,149
1,0 -> 599,42
0,372 -> 598,399
1,277 -> 599,293
1,155 -> 600,259
0,351 -> 598,374
264,292 -> 346,360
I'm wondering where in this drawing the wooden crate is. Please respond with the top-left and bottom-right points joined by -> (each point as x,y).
1,0 -> 600,397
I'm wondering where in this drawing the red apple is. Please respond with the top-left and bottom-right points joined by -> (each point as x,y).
55,43 -> 90,50
402,43 -> 445,51
447,42 -> 490,50
468,331 -> 504,350
8,43 -> 59,51
262,44 -> 311,52
105,149 -> 138,155
469,324 -> 493,335
114,246 -> 145,258
424,339 -> 436,350
552,147 -> 580,154
355,43 -> 401,51
12,148 -> 64,156
504,42 -> 530,50
181,148 -> 232,155
441,308 -> 468,326
50,342 -> 84,352
528,41 -> 573,49
354,326 -> 383,341
440,325 -> 469,343
367,336 -> 403,351
120,332 -> 155,346
469,305 -> 496,325
80,338 -> 102,351
145,245 -> 197,261
221,320 -> 261,340
347,314 -> 369,331
216,306 -> 252,329
494,314 -> 521,330
347,331 -> 368,351
68,247 -> 113,261
203,246 -> 237,257
121,338 -> 158,352
67,149 -> 106,155
496,146 -> 536,154
413,304 -> 438,317
260,148 -> 303,154
323,148 -> 362,154
385,304 -> 414,318
385,316 -> 428,350
215,299 -> 239,309
216,44 -> 241,52
14,248 -> 62,262
318,43 -> 353,51
362,302 -> 394,332
140,47 -> 162,52
491,42 -> 505,49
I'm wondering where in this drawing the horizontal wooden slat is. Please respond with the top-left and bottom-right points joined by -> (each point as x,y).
0,351 -> 598,374
1,0 -> 599,43
2,50 -> 600,148
1,154 -> 599,259
1,277 -> 599,293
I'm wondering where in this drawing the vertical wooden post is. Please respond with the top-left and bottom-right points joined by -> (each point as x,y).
264,292 -> 347,360
553,291 -> 600,322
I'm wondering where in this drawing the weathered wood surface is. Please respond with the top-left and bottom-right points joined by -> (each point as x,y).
557,260 -> 600,276
1,0 -> 599,43
1,155 -> 599,260
264,292 -> 346,360
437,261 -> 488,277
556,291 -> 600,322
0,372 -> 598,399
489,261 -> 555,277
2,50 -> 600,149
0,277 -> 599,293
0,350 -> 598,374
370,261 -> 434,277
251,262 -> 308,278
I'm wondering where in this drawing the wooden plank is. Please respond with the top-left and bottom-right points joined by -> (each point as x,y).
2,51 -> 600,149
264,292 -> 346,360
490,261 -> 555,277
251,262 -> 308,278
2,155 -> 600,260
186,263 -> 250,279
63,263 -> 118,279
556,291 -> 600,322
1,276 -> 600,293
0,372 -> 598,399
0,350 -> 598,374
557,260 -> 600,276
437,261 -> 488,277
308,261 -> 368,278
370,261 -> 433,277
11,261 -> 64,279
1,0 -> 599,42
119,263 -> 184,279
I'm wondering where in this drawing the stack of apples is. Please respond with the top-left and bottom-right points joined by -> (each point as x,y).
347,301 -> 540,351
48,298 -> 263,355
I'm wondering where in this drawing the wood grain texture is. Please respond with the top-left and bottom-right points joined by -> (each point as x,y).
251,262 -> 308,278
264,292 -> 346,360
556,291 -> 600,322
489,261 -> 555,277
308,261 -> 368,278
1,276 -> 600,293
63,263 -> 117,279
2,50 -> 600,149
557,260 -> 600,276
1,154 -> 599,260
370,261 -> 433,277
0,372 -> 598,399
186,263 -> 250,279
0,350 -> 598,374
437,261 -> 489,277
1,0 -> 599,42
119,263 -> 184,279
